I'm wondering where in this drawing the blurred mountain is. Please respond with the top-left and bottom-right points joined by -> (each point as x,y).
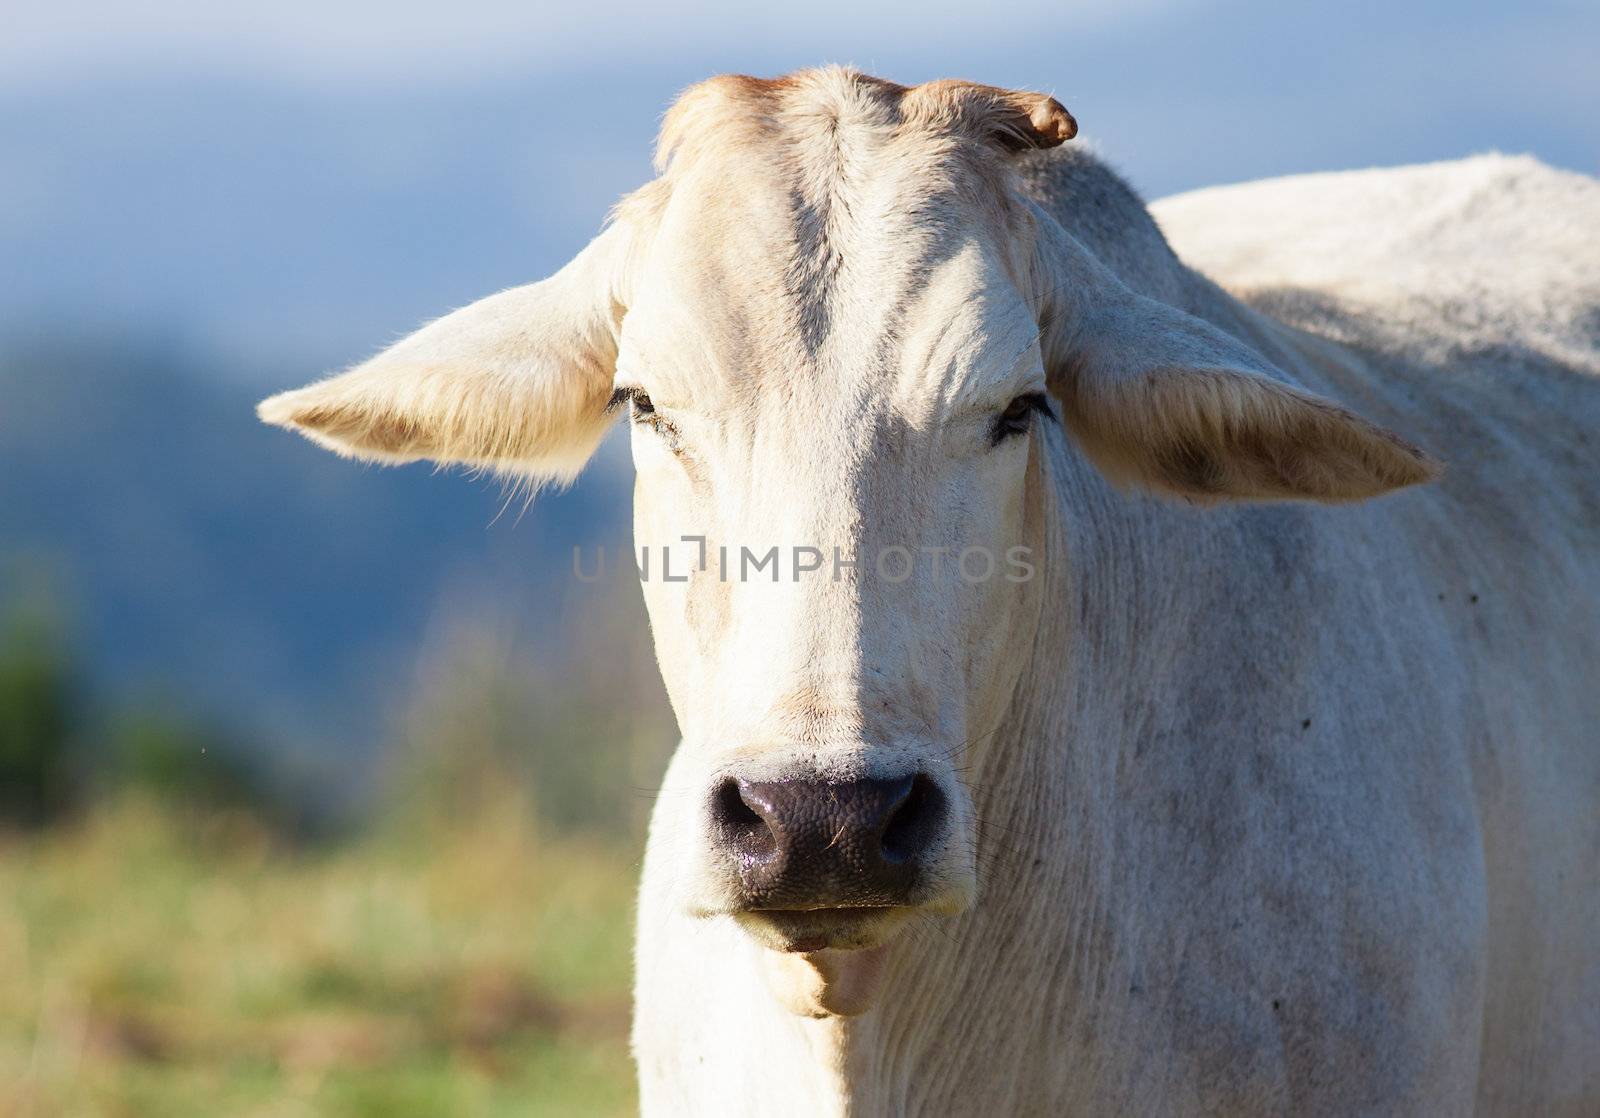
0,329 -> 635,760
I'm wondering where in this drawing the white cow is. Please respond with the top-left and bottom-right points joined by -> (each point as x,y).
260,69 -> 1600,1115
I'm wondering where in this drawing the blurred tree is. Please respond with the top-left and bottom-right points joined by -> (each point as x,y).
108,707 -> 256,808
0,603 -> 79,825
0,584 -> 313,833
99,699 -> 333,841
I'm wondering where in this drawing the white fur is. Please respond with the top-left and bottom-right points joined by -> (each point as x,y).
260,71 -> 1600,1116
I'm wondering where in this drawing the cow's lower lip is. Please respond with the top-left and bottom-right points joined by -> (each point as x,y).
736,906 -> 903,953
761,942 -> 894,1017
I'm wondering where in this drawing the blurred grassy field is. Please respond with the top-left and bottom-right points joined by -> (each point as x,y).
0,797 -> 640,1117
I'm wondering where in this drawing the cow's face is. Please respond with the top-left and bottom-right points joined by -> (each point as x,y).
611,83 -> 1071,955
260,70 -> 1436,1007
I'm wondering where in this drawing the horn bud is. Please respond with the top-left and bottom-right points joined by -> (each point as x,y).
1024,95 -> 1077,146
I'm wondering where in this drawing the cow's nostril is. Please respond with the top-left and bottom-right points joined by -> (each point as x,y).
880,774 -> 944,864
714,777 -> 777,859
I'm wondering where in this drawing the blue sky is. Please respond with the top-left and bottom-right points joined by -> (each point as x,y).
4,0 -> 1596,376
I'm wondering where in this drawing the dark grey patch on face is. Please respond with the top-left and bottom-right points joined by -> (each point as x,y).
784,183 -> 846,357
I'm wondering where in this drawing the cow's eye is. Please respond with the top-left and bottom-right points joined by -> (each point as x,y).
609,386 -> 682,452
991,392 -> 1054,446
608,385 -> 653,416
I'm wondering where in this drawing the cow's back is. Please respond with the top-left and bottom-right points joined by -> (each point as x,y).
1154,155 -> 1600,1114
1152,154 -> 1600,369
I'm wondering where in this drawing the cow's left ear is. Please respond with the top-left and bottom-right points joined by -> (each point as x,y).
258,220 -> 634,486
1032,212 -> 1439,504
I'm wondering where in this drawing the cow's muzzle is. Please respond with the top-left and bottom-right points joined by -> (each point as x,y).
710,773 -> 946,921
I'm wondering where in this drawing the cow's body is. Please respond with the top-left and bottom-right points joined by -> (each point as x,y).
633,150 -> 1600,1115
257,69 -> 1599,1117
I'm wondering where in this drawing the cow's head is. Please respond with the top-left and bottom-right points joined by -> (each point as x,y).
261,69 -> 1435,1006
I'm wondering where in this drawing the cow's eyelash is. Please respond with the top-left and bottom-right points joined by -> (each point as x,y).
609,386 -> 683,452
990,392 -> 1056,446
607,385 -> 653,415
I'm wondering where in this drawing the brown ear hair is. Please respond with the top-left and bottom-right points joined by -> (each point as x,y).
1033,209 -> 1440,503
1051,357 -> 1441,502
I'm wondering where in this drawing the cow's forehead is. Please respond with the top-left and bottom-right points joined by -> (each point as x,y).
616,71 -> 1040,411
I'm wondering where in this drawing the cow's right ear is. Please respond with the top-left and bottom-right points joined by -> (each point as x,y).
258,221 -> 633,486
1029,207 -> 1438,504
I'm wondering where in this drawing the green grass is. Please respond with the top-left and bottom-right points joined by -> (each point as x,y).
0,798 -> 638,1116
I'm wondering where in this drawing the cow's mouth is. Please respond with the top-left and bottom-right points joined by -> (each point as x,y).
735,906 -> 908,953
